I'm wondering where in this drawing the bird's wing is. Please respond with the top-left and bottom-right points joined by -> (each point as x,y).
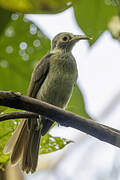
27,53 -> 53,98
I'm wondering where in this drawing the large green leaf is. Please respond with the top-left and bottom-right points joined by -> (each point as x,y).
0,8 -> 11,35
66,85 -> 90,118
0,13 -> 50,94
73,0 -> 117,45
0,0 -> 73,13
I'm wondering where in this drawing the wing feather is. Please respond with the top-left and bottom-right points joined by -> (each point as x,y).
27,53 -> 53,98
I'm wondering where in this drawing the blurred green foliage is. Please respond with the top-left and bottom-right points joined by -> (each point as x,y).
40,134 -> 73,154
0,108 -> 20,167
0,14 -> 50,93
0,0 -> 73,13
0,0 -> 119,169
0,8 -> 12,35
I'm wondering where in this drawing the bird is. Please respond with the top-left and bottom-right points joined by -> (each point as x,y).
3,32 -> 90,173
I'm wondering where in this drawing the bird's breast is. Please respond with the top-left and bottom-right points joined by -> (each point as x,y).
36,53 -> 78,108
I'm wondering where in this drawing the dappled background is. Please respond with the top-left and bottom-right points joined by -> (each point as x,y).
0,0 -> 120,179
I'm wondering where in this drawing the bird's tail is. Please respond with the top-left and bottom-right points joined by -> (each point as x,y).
3,119 -> 41,173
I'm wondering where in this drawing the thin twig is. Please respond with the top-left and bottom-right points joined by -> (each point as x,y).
0,91 -> 120,148
0,111 -> 39,121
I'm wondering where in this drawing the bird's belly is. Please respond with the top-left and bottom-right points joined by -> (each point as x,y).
36,74 -> 74,108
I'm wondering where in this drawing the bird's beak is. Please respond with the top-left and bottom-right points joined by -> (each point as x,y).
73,35 -> 92,42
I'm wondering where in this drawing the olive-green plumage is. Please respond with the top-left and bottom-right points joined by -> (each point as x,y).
3,32 -> 90,173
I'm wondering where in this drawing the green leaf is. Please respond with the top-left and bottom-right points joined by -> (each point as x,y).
0,13 -> 50,94
0,109 -> 20,168
66,85 -> 90,118
0,8 -> 11,35
40,134 -> 73,154
0,0 -> 73,14
73,0 -> 117,45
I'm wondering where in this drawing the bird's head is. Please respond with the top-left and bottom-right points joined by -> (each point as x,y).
51,32 -> 91,52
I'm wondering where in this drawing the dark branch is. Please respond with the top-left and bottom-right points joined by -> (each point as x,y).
1,111 -> 120,135
0,91 -> 120,148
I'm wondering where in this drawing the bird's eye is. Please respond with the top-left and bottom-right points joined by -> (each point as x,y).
62,36 -> 68,41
